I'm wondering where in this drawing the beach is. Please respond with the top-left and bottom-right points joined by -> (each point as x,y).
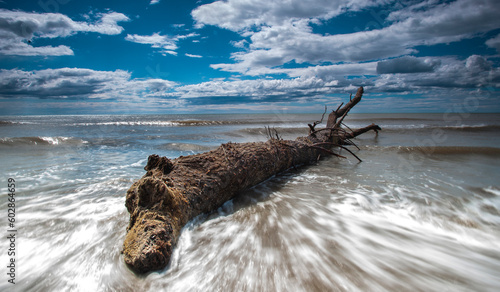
1,113 -> 500,291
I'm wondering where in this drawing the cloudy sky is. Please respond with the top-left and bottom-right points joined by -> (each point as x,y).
0,0 -> 499,114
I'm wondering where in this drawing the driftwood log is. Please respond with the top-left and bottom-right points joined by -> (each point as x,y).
123,87 -> 381,274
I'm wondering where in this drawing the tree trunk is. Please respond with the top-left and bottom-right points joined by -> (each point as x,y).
122,87 -> 380,274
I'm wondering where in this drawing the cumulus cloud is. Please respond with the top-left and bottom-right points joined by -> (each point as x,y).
175,76 -> 343,101
0,57 -> 497,110
0,34 -> 73,56
125,32 -> 198,56
465,54 -> 492,72
190,55 -> 500,102
193,0 -> 500,106
202,0 -> 500,74
377,56 -> 441,74
192,0 -> 380,31
0,9 -> 129,56
86,12 -> 130,35
373,55 -> 500,93
0,68 -> 177,99
486,34 -> 500,53
0,67 -> 348,104
237,62 -> 378,82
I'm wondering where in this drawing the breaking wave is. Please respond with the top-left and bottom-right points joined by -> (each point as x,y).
0,136 -> 88,147
70,120 -> 245,127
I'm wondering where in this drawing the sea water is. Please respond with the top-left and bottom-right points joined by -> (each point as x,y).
0,113 -> 499,291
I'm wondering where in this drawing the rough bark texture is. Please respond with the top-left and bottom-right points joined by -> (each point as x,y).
123,87 -> 380,274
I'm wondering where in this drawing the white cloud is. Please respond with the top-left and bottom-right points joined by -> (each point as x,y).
150,0 -> 160,5
372,55 -> 500,93
486,34 -> 500,53
0,68 -> 177,100
125,32 -> 178,51
85,12 -> 130,35
0,9 -> 129,56
163,50 -> 178,56
175,76 -> 341,100
465,54 -> 492,72
185,53 -> 202,58
0,56 -> 498,110
213,61 -> 377,80
197,55 -> 500,101
0,9 -> 129,38
125,32 -> 199,55
210,18 -> 410,74
192,0 -> 381,31
202,0 -> 500,75
286,62 -> 377,77
176,32 -> 199,40
0,31 -> 74,56
192,0 -> 500,108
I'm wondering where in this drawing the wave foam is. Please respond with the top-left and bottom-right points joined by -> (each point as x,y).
0,136 -> 88,146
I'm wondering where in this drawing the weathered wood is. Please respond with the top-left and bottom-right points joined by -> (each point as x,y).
343,123 -> 381,139
122,86 -> 380,274
326,87 -> 364,128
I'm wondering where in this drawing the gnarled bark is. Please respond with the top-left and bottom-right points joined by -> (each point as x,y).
123,87 -> 380,274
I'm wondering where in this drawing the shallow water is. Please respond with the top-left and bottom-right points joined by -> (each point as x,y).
0,113 -> 499,291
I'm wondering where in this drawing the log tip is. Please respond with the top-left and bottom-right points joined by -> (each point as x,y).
371,123 -> 382,132
123,216 -> 174,274
356,86 -> 364,97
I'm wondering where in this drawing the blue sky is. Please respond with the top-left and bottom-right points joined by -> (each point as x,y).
0,0 -> 499,115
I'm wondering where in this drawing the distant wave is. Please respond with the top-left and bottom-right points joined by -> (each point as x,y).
0,136 -> 88,146
442,125 -> 500,131
374,124 -> 500,132
0,120 -> 36,125
0,120 -> 26,126
68,119 -> 304,127
70,120 -> 244,127
363,145 -> 500,156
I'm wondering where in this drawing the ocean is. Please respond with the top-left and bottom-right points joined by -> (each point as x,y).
0,113 -> 499,291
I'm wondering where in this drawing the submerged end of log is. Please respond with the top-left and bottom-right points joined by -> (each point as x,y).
122,87 -> 381,274
123,211 -> 175,273
123,169 -> 189,273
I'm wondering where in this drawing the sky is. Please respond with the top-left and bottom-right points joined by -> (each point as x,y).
0,0 -> 499,115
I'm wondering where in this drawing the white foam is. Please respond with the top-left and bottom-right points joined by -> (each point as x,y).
484,187 -> 500,196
